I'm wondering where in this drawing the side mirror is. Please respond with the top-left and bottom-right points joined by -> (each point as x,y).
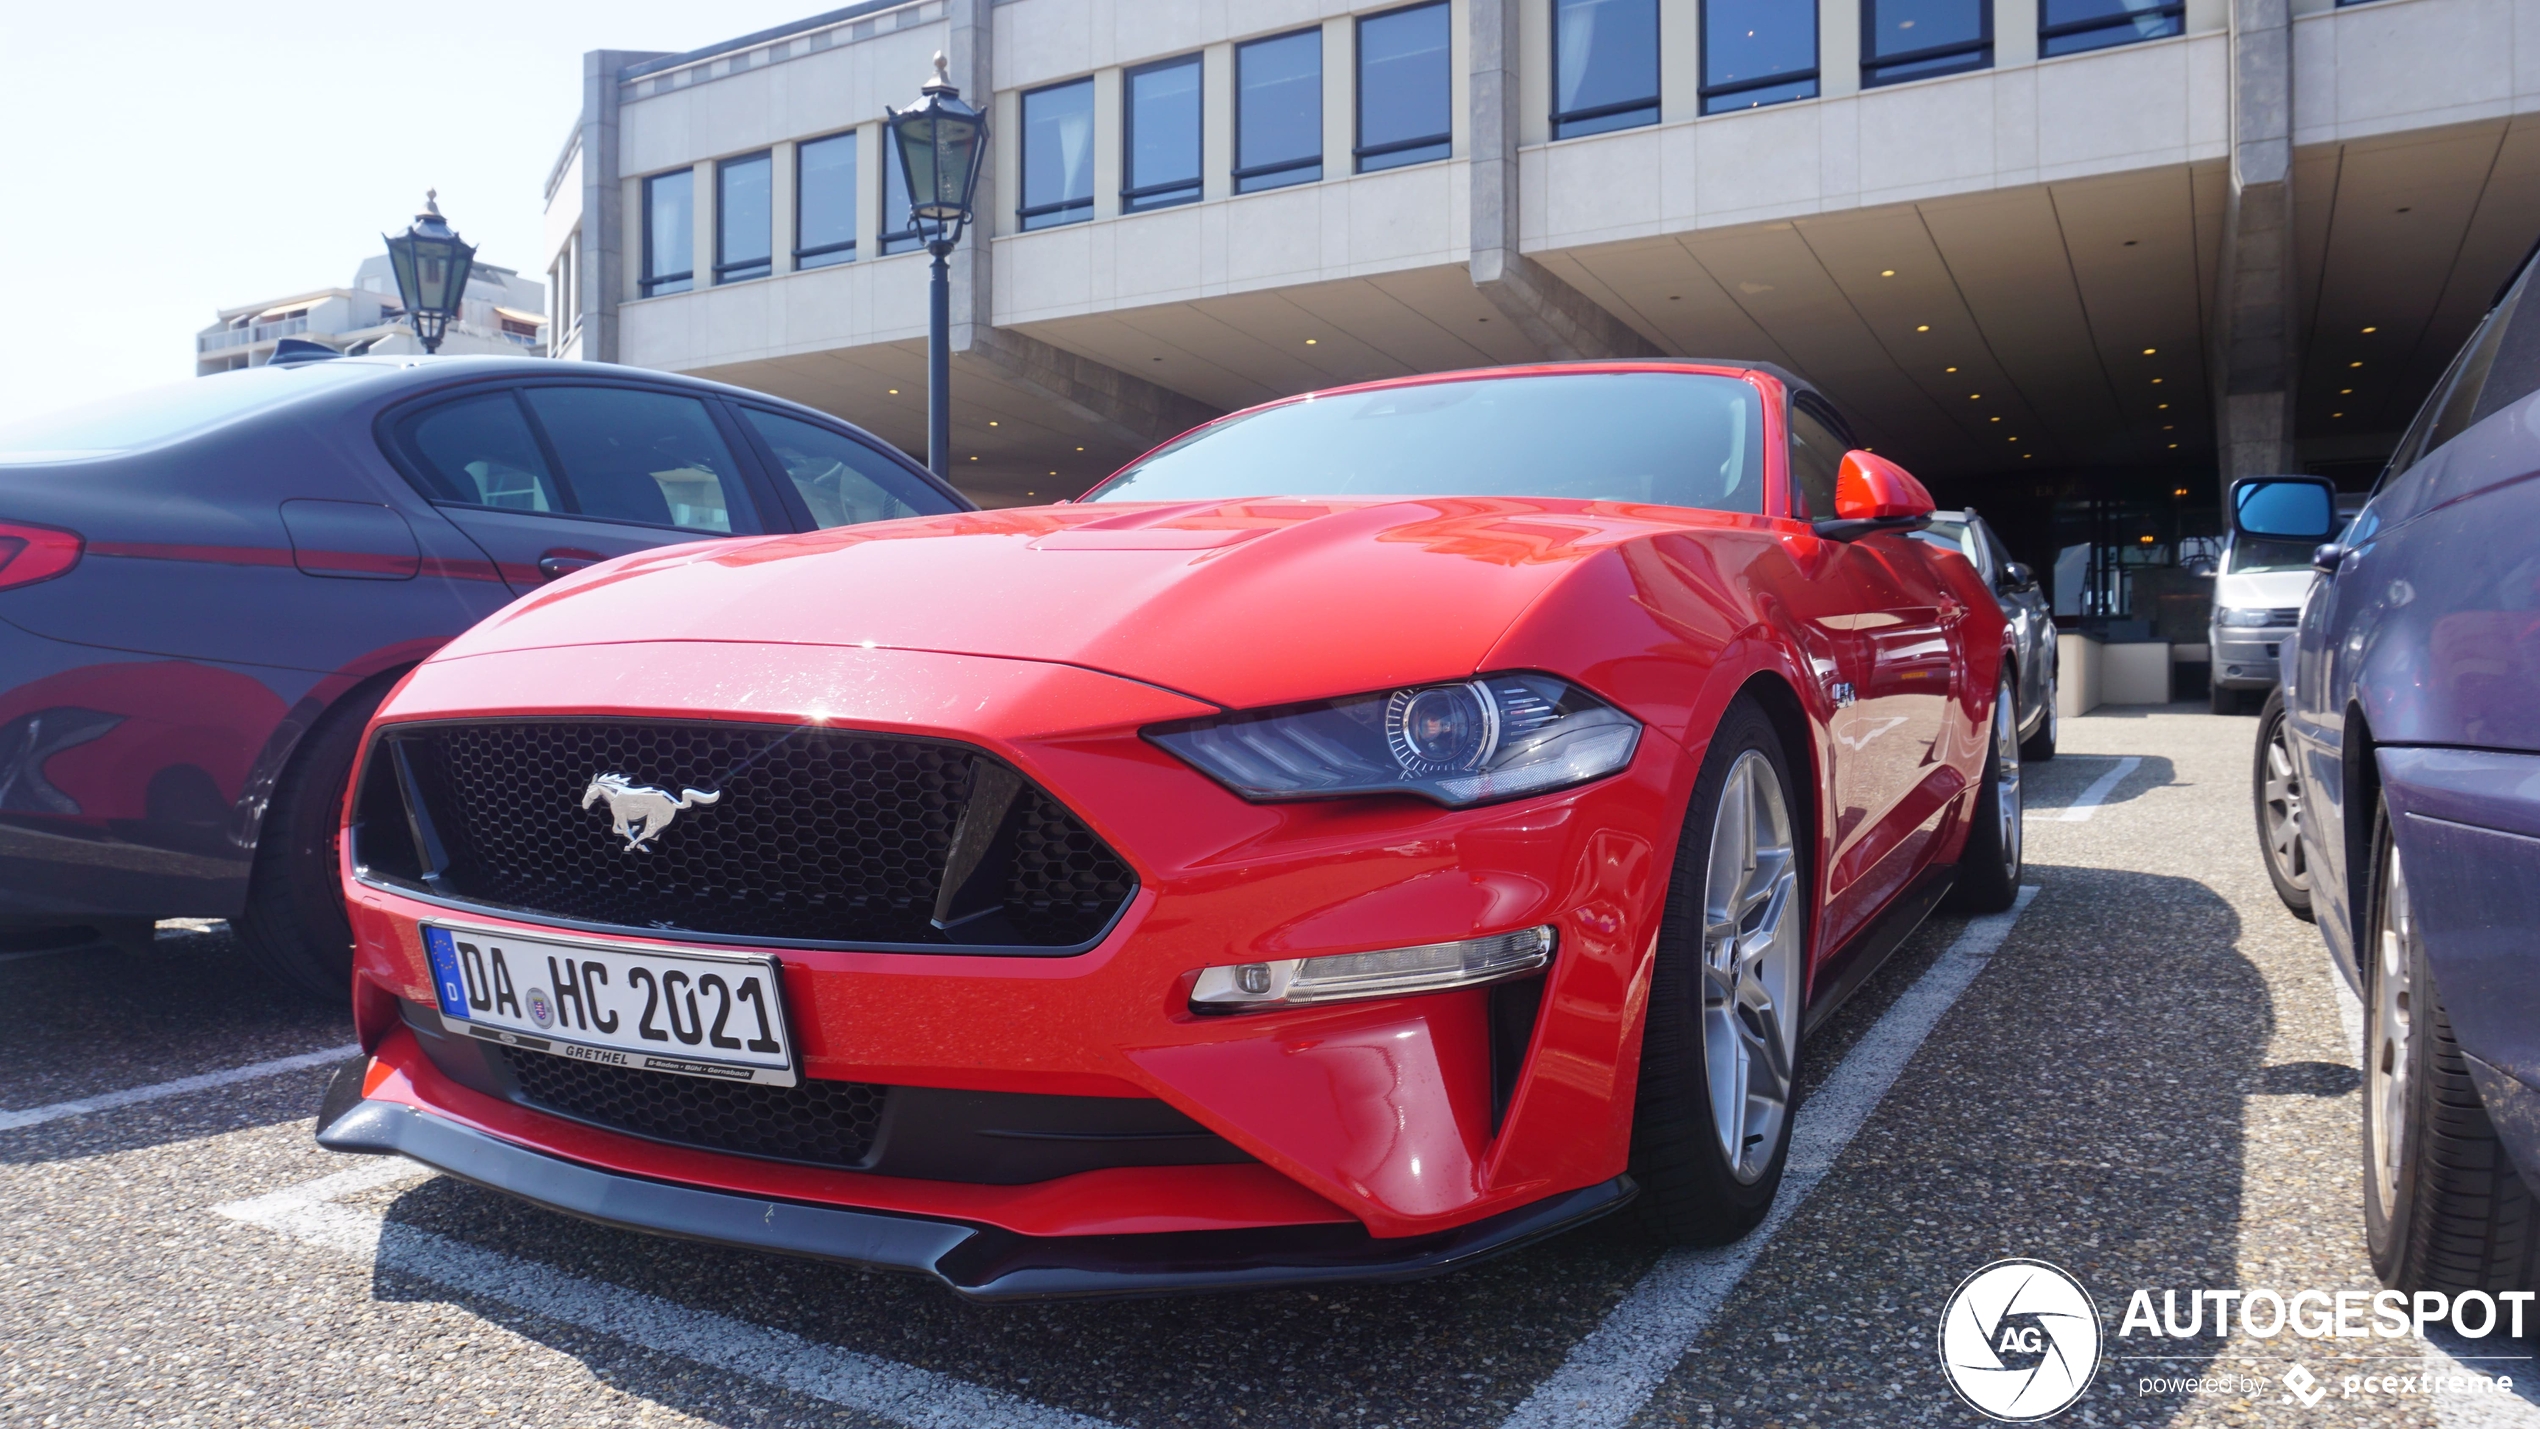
2230,475 -> 2336,544
1999,560 -> 2036,593
1814,451 -> 1936,541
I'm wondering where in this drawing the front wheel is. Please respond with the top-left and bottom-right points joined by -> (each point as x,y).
1945,674 -> 2023,914
236,678 -> 394,1002
2019,680 -> 2058,762
2253,687 -> 2312,920
1629,695 -> 1806,1245
2361,803 -> 2540,1296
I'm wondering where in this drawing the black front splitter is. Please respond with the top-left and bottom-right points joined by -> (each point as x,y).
316,1090 -> 1635,1302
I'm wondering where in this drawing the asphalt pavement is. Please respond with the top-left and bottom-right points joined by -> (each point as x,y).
5,705 -> 2536,1428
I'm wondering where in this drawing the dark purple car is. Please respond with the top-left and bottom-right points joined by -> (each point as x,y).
0,353 -> 963,996
2247,237 -> 2540,1299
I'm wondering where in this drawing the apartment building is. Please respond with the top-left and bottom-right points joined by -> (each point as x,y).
541,0 -> 2540,517
198,256 -> 548,375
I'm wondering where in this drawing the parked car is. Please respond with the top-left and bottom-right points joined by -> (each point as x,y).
2207,492 -> 2367,714
0,353 -> 965,995
1917,509 -> 2057,759
2248,234 -> 2540,1298
316,360 -> 2022,1298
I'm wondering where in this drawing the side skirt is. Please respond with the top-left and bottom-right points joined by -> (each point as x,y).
1800,865 -> 1955,1039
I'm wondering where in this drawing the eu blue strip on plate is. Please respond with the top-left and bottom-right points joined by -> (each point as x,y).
422,926 -> 470,1020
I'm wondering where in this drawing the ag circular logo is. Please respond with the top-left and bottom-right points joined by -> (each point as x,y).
526,987 -> 555,1030
1938,1259 -> 2102,1421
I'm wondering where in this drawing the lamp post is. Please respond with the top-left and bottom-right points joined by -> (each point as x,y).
382,190 -> 477,355
887,53 -> 986,479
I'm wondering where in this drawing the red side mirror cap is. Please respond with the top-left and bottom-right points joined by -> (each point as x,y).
1834,451 -> 1936,522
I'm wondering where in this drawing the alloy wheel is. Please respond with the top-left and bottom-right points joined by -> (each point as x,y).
2262,718 -> 2307,890
2368,848 -> 2416,1216
1994,684 -> 2023,879
1701,750 -> 1803,1184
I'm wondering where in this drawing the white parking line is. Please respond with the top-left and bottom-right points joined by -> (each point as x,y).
2050,756 -> 2143,822
1501,885 -> 2041,1429
219,1157 -> 1122,1429
0,1043 -> 358,1133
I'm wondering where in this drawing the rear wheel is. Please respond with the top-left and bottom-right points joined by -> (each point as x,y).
1630,695 -> 1805,1244
236,678 -> 394,1002
2361,804 -> 2540,1297
2253,687 -> 2312,920
1944,675 -> 2023,914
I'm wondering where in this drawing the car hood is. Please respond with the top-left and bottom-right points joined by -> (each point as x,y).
2215,568 -> 2317,612
434,499 -> 1741,709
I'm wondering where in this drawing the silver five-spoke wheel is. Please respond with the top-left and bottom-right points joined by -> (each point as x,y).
1700,749 -> 1802,1185
2368,846 -> 2415,1219
1991,686 -> 2023,882
2262,723 -> 2306,889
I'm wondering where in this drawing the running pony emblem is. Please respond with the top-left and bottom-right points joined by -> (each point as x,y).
581,773 -> 721,852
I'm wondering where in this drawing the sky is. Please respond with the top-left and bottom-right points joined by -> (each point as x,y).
0,1 -> 825,429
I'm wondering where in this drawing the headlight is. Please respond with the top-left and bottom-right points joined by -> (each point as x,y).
2216,607 -> 2276,628
1190,926 -> 1556,1010
1148,672 -> 1641,806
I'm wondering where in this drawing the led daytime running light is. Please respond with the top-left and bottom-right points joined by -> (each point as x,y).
1190,926 -> 1556,1010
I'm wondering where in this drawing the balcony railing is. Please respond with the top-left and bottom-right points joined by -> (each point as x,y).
198,315 -> 310,353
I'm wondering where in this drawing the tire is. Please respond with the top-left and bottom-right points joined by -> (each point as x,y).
2210,682 -> 2246,716
1629,694 -> 1806,1245
236,678 -> 395,1002
2361,802 -> 2540,1298
2252,687 -> 2313,920
1944,674 -> 2023,915
2019,681 -> 2058,762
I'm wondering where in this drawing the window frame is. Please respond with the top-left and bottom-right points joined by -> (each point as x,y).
1233,27 -> 1327,194
1699,0 -> 1821,113
1354,1 -> 1454,173
713,150 -> 774,285
792,129 -> 860,270
639,169 -> 696,297
1018,76 -> 1100,230
727,402 -> 972,530
1550,0 -> 1663,138
1122,52 -> 1205,213
1860,0 -> 1993,89
2037,0 -> 2185,56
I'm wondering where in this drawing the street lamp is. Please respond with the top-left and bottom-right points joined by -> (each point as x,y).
382,190 -> 477,355
887,53 -> 986,479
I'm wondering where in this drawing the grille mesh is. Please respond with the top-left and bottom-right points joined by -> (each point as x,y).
386,721 -> 1131,947
496,1046 -> 886,1167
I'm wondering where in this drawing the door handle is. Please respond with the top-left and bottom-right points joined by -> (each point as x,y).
536,548 -> 604,581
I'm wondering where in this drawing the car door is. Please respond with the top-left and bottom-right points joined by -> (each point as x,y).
385,382 -> 773,593
1783,397 -> 1959,936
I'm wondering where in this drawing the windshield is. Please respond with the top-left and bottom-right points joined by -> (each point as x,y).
0,363 -> 377,463
1085,372 -> 1767,511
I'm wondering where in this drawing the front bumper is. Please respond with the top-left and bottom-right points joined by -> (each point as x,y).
2210,631 -> 2292,688
317,1060 -> 1634,1301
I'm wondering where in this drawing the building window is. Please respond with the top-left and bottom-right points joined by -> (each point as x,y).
1356,2 -> 1451,172
1553,0 -> 1659,138
2039,0 -> 2184,56
1702,0 -> 1820,113
1124,54 -> 1203,212
880,138 -> 923,255
1020,77 -> 1096,229
1862,0 -> 1991,87
546,237 -> 578,355
794,131 -> 857,269
1235,28 -> 1323,193
641,169 -> 694,296
715,151 -> 772,283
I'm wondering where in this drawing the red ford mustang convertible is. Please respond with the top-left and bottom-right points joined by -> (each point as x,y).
316,361 -> 2021,1298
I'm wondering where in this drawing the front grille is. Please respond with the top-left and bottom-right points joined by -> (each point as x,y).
497,1045 -> 888,1167
357,720 -> 1133,948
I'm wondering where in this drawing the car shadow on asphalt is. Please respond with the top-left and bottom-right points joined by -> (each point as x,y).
2025,753 -> 2178,819
346,862 -> 2312,1429
0,924 -> 350,1164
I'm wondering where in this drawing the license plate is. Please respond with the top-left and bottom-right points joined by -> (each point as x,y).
421,923 -> 798,1086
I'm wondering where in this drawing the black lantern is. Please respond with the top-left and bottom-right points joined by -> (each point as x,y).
887,54 -> 987,479
382,190 -> 478,355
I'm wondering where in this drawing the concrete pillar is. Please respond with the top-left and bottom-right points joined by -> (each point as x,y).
2214,0 -> 2298,481
1467,0 -> 1664,359
575,50 -> 664,364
